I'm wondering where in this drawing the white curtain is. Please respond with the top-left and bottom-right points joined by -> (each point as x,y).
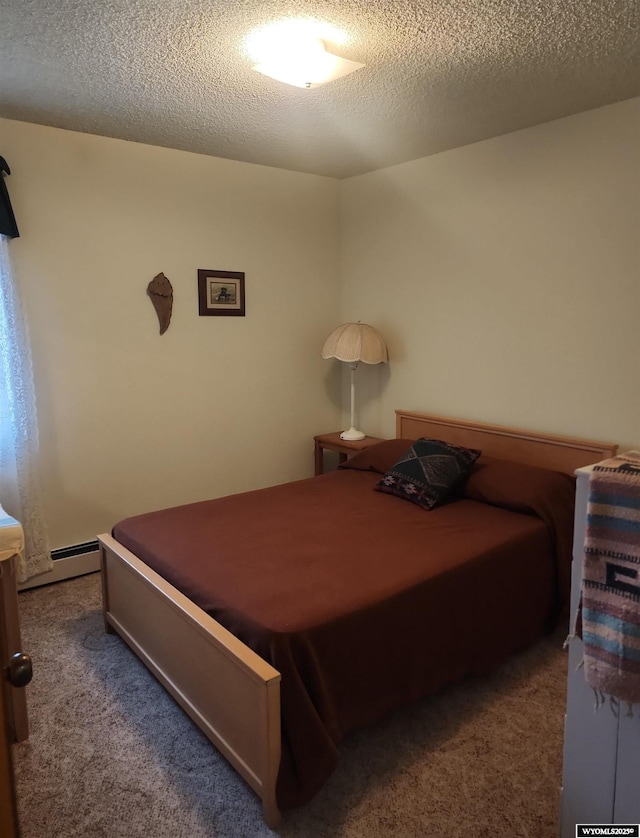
0,233 -> 52,581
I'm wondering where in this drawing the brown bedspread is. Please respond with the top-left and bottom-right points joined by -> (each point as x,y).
112,465 -> 574,809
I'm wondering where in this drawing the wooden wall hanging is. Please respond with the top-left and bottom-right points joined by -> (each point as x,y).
147,272 -> 173,335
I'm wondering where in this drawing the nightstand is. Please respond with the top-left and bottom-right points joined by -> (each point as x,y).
314,432 -> 385,476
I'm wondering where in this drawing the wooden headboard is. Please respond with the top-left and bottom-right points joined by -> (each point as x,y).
396,410 -> 618,475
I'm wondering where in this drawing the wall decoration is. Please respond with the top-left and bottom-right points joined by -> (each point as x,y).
147,272 -> 174,334
198,269 -> 245,317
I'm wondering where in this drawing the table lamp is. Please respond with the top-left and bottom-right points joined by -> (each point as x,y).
321,322 -> 388,440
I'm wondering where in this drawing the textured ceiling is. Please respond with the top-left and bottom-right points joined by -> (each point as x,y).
1,0 -> 639,178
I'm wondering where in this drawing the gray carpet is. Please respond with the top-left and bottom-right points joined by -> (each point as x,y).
13,573 -> 568,837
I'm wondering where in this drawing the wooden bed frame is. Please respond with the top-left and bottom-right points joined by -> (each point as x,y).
98,410 -> 617,826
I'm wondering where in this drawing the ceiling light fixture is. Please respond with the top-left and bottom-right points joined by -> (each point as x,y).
246,19 -> 364,89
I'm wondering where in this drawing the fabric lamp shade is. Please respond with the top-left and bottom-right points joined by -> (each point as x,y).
321,322 -> 388,441
321,322 -> 388,365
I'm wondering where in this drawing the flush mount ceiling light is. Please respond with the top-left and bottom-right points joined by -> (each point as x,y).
246,19 -> 364,89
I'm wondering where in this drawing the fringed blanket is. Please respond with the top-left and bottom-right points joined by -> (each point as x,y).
579,452 -> 640,708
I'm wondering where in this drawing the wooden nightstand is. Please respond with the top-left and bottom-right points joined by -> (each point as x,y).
314,432 -> 385,476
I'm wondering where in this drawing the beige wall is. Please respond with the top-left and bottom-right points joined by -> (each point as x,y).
1,119 -> 342,548
339,98 -> 640,452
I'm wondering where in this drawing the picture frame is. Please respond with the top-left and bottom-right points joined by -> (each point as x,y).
197,269 -> 245,317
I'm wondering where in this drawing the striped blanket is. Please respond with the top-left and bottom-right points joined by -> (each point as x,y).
579,452 -> 640,708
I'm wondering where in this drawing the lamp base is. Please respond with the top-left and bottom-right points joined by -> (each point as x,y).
340,427 -> 366,441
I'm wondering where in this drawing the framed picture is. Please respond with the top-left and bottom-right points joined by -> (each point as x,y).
197,269 -> 245,317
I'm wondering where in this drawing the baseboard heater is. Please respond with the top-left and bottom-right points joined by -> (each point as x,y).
18,539 -> 101,591
51,540 -> 100,561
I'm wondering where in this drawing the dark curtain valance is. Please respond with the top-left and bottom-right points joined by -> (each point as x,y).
0,156 -> 19,238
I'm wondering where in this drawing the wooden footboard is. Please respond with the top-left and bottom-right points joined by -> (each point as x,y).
98,534 -> 282,827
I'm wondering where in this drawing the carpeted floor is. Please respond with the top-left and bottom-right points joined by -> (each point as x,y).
13,572 -> 569,837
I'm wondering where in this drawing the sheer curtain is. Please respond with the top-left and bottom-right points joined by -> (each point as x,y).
0,233 -> 52,581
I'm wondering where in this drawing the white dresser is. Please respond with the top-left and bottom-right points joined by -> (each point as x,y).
560,466 -> 640,835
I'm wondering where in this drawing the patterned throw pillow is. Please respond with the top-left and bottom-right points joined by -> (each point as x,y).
375,438 -> 481,510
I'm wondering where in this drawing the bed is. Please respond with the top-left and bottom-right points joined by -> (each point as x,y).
98,410 -> 617,826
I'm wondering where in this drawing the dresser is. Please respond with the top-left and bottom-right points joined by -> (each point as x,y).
560,466 -> 640,835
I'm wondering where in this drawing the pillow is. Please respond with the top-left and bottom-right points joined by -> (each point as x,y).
338,439 -> 416,474
461,456 -> 576,610
374,438 -> 481,510
462,456 -> 575,512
